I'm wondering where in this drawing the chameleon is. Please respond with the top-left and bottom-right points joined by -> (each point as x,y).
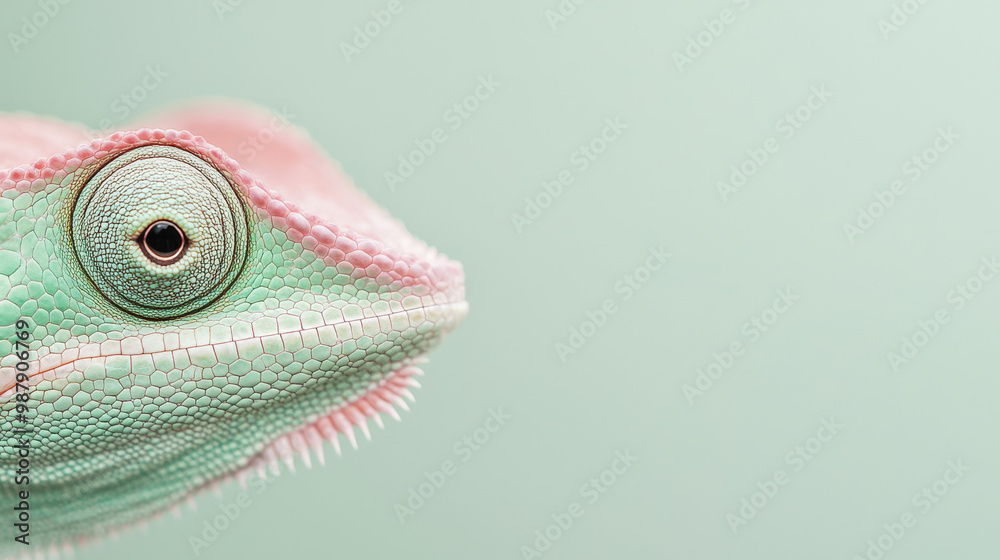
0,100 -> 468,554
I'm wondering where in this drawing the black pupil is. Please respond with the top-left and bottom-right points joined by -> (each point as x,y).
145,221 -> 184,258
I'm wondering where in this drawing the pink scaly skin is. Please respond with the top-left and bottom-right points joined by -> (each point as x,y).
0,100 -> 467,554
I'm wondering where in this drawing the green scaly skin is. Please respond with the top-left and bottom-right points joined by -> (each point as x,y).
0,102 -> 467,553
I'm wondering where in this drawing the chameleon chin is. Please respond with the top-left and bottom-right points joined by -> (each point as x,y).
0,100 -> 467,553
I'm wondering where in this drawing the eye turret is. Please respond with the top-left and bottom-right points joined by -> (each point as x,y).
71,146 -> 249,319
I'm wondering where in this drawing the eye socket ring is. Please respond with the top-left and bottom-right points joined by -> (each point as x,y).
70,145 -> 250,320
139,220 -> 188,265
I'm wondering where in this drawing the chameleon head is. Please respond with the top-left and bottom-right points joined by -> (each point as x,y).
0,117 -> 466,545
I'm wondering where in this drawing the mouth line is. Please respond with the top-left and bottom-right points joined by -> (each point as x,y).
0,300 -> 468,400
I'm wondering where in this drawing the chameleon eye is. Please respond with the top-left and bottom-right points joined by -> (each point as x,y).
140,220 -> 187,264
72,146 -> 249,319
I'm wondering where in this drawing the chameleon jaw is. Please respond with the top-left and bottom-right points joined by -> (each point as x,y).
243,298 -> 469,480
245,360 -> 425,478
30,359 -> 444,559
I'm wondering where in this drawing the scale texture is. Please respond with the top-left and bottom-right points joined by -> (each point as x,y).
0,101 -> 467,554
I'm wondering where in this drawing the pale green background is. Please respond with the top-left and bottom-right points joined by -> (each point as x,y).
2,1 -> 998,558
